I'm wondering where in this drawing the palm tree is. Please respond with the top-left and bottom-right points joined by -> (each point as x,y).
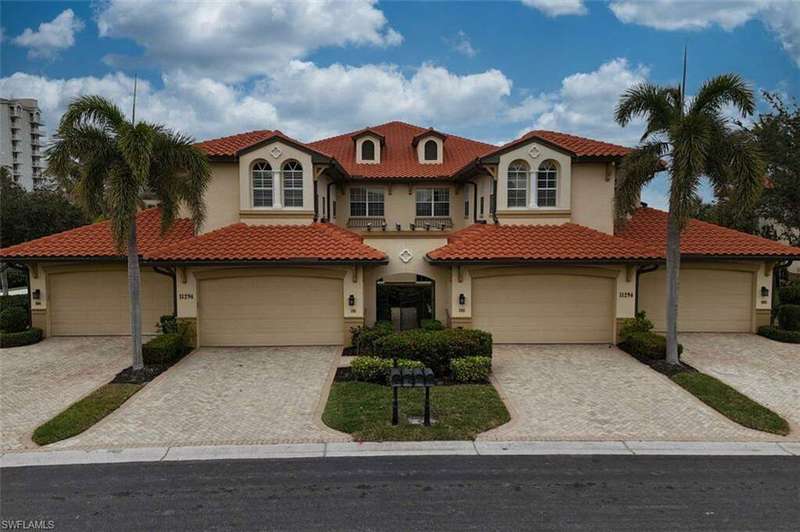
615,73 -> 764,365
47,95 -> 210,370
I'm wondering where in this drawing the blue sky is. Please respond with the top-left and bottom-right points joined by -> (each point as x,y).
2,0 -> 798,208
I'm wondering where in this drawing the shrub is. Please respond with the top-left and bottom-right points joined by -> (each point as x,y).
0,294 -> 28,311
618,311 -> 654,340
142,334 -> 187,365
373,328 -> 492,375
350,321 -> 394,355
0,327 -> 43,348
778,283 -> 800,305
618,331 -> 683,360
450,356 -> 492,383
758,326 -> 800,344
0,306 -> 28,333
350,356 -> 425,384
777,304 -> 800,331
420,319 -> 444,331
158,314 -> 178,334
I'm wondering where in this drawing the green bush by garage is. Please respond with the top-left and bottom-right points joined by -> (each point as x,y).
760,281 -> 800,343
0,295 -> 41,348
617,311 -> 682,360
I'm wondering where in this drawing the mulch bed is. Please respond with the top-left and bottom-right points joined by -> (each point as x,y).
111,365 -> 172,384
341,346 -> 360,357
625,350 -> 696,377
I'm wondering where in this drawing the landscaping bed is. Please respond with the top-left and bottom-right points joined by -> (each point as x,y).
0,295 -> 42,348
759,283 -> 800,343
322,381 -> 509,441
617,312 -> 790,435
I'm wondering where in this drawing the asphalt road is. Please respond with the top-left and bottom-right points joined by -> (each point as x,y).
2,455 -> 799,531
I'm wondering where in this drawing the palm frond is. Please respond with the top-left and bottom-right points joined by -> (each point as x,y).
615,84 -> 678,130
614,141 -> 668,224
690,73 -> 755,118
59,95 -> 127,134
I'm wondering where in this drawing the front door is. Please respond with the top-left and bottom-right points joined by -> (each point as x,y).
376,277 -> 434,330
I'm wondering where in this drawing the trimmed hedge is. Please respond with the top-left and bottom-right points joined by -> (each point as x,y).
0,327 -> 43,348
420,319 -> 444,331
451,356 -> 492,383
0,306 -> 28,333
0,294 -> 28,311
373,328 -> 492,375
350,356 -> 425,384
777,304 -> 800,331
618,311 -> 654,340
618,331 -> 683,360
778,283 -> 800,305
350,321 -> 394,355
142,333 -> 187,365
758,325 -> 800,344
158,314 -> 179,334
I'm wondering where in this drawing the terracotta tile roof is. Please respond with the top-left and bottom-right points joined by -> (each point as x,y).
144,223 -> 386,262
495,130 -> 632,158
196,130 -> 331,158
617,207 -> 800,258
307,121 -> 495,179
0,208 -> 194,260
427,223 -> 661,262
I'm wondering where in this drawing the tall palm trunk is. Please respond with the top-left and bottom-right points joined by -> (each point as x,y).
127,220 -> 143,370
1,266 -> 8,297
665,209 -> 682,365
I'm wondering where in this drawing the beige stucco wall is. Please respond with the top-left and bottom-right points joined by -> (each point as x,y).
238,140 -> 315,223
195,162 -> 240,234
361,236 -> 451,325
571,162 -> 615,234
495,141 -> 572,225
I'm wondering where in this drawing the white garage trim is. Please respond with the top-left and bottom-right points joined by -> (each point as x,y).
471,267 -> 616,344
638,264 -> 756,333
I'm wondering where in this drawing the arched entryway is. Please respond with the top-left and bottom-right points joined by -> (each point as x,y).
376,274 -> 434,330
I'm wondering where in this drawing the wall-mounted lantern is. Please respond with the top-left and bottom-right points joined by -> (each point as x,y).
348,294 -> 356,307
458,293 -> 466,306
761,286 -> 769,298
32,289 -> 41,300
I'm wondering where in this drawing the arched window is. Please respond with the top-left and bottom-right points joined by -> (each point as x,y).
424,139 -> 438,161
536,160 -> 558,207
507,160 -> 528,207
252,160 -> 273,207
361,139 -> 375,161
282,160 -> 303,207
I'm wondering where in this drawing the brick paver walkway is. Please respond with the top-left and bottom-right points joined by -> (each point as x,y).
479,344 -> 779,442
1,337 -> 130,451
681,333 -> 800,438
51,346 -> 349,449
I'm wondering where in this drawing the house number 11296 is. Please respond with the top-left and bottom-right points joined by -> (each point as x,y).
178,293 -> 194,300
618,291 -> 634,298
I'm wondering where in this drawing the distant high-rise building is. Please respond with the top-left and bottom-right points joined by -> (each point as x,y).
1,98 -> 46,190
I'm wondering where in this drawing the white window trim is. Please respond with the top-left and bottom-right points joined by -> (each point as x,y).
251,160 -> 275,208
415,187 -> 450,217
349,186 -> 385,217
533,161 -> 559,209
280,160 -> 304,209
506,161 -> 529,209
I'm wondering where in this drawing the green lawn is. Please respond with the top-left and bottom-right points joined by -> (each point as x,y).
672,372 -> 790,436
32,383 -> 143,446
322,381 -> 510,441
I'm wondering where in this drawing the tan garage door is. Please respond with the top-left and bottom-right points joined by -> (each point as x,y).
199,275 -> 344,346
472,274 -> 615,343
639,268 -> 753,332
49,269 -> 172,336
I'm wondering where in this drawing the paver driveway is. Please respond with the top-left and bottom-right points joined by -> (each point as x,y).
1,337 -> 129,451
52,346 -> 349,449
479,344 -> 776,442
681,333 -> 800,438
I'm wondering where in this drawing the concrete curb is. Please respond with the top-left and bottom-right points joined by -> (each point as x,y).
1,440 -> 797,468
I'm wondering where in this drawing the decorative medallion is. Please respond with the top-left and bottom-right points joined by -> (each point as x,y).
399,249 -> 413,264
527,146 -> 541,159
270,146 -> 282,159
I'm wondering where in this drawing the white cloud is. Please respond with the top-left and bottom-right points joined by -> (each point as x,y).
96,0 -> 403,82
609,1 -> 800,66
0,61 -> 512,142
507,58 -> 649,146
445,30 -> 478,57
12,9 -> 84,59
521,0 -> 587,17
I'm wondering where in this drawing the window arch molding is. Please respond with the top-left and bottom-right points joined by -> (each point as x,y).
506,159 -> 529,208
251,159 -> 273,207
361,139 -> 376,161
536,159 -> 559,207
282,159 -> 304,208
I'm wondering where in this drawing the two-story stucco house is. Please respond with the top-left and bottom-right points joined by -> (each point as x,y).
2,121 -> 798,346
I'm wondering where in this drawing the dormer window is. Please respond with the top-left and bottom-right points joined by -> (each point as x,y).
282,160 -> 304,207
423,140 -> 438,161
361,139 -> 375,161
